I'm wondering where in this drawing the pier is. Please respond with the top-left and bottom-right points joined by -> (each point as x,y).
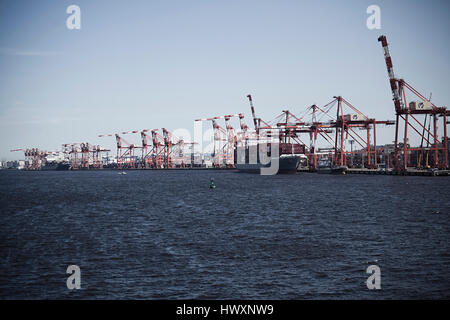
345,168 -> 449,176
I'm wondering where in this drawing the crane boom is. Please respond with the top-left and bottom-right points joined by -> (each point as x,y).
378,35 -> 403,112
247,94 -> 259,133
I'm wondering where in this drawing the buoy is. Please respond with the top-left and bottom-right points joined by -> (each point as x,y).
209,178 -> 216,189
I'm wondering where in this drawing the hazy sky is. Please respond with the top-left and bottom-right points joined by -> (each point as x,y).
0,0 -> 449,160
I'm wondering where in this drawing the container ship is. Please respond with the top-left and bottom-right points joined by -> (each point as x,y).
41,161 -> 71,171
234,142 -> 304,174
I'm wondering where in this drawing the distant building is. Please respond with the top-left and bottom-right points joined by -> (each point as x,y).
18,160 -> 25,170
6,161 -> 18,169
2,160 -> 25,169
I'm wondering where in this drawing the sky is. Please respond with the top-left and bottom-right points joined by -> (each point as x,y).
0,0 -> 449,160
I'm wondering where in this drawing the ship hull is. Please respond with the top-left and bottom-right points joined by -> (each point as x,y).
235,155 -> 300,174
41,162 -> 71,171
317,165 -> 348,174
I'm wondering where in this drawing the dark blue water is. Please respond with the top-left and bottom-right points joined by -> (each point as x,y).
0,170 -> 449,299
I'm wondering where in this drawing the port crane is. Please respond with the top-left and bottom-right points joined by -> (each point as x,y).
10,148 -> 65,170
162,128 -> 187,168
134,128 -> 195,168
303,96 -> 394,169
99,132 -> 141,169
195,114 -> 241,167
378,35 -> 448,170
140,129 -> 159,168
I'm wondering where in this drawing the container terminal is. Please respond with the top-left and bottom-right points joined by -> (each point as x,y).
9,35 -> 449,176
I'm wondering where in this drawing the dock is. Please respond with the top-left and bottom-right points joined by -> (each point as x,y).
296,167 -> 450,176
346,168 -> 450,176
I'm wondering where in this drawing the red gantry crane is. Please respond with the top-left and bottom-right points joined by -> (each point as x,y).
304,96 -> 394,169
141,128 -> 195,168
162,128 -> 188,168
246,94 -> 308,160
99,131 -> 141,169
10,148 -> 62,170
378,35 -> 448,171
141,129 -> 158,168
151,129 -> 165,168
195,114 -> 242,168
62,143 -> 109,169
